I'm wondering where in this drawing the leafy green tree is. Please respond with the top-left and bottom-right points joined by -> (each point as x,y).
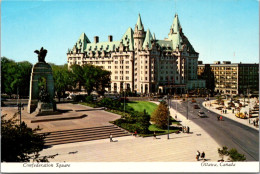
52,64 -> 73,102
71,64 -> 111,96
1,113 -> 57,162
1,57 -> 32,98
70,64 -> 85,91
151,101 -> 169,129
217,146 -> 246,161
94,67 -> 111,96
1,57 -> 18,96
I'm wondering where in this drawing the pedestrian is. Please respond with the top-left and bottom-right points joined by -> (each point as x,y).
110,133 -> 113,142
187,126 -> 190,133
201,151 -> 205,161
153,131 -> 156,139
217,115 -> 220,121
134,130 -> 137,137
225,110 -> 227,114
220,116 -> 223,121
196,151 -> 200,161
253,120 -> 256,126
175,114 -> 177,120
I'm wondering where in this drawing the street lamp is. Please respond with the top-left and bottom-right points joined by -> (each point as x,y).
186,89 -> 189,120
167,94 -> 170,140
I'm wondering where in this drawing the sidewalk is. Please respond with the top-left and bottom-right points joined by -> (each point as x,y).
202,99 -> 259,131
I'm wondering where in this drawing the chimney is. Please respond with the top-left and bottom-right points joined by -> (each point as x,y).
108,35 -> 113,42
94,36 -> 99,43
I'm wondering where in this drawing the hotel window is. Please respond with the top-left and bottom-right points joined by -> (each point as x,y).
126,66 -> 129,69
108,61 -> 111,64
145,71 -> 148,74
115,71 -> 118,74
126,76 -> 129,80
126,61 -> 129,64
145,66 -> 148,69
115,76 -> 118,80
108,66 -> 111,69
145,77 -> 148,80
126,71 -> 129,74
115,66 -> 118,69
115,61 -> 118,64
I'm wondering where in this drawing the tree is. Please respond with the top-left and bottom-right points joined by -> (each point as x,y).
70,64 -> 111,96
217,146 -> 246,161
94,66 -> 111,96
70,64 -> 85,91
52,64 -> 73,102
1,113 -> 58,162
1,57 -> 32,98
151,101 -> 169,129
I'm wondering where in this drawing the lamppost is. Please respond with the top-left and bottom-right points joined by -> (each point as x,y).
167,93 -> 170,140
186,89 -> 189,120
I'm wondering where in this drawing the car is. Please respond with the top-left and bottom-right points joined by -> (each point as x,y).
198,111 -> 206,117
193,105 -> 200,109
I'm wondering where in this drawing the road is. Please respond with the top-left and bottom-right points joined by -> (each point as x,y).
170,98 -> 259,161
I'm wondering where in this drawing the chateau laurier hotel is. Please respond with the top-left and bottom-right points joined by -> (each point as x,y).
67,14 -> 205,94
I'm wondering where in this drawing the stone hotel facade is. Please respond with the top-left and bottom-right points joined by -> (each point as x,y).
67,14 -> 205,94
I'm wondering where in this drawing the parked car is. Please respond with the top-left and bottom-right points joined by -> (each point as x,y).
198,111 -> 206,117
193,105 -> 200,109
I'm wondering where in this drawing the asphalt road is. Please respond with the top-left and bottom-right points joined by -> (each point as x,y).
170,98 -> 259,161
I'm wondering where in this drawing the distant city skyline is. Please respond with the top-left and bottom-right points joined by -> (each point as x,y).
1,0 -> 259,65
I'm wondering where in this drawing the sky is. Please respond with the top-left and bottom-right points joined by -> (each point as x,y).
1,0 -> 259,65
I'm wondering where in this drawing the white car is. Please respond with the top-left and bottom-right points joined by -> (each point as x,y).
198,111 -> 207,117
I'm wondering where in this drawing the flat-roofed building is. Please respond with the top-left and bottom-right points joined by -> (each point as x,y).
198,61 -> 259,95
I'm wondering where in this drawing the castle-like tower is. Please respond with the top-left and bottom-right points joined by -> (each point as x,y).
67,14 -> 205,94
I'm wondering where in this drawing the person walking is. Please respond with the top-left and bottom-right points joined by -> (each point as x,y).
187,126 -> 190,133
196,151 -> 200,161
153,131 -> 156,139
110,133 -> 113,142
217,115 -> 220,121
201,152 -> 205,161
220,116 -> 223,121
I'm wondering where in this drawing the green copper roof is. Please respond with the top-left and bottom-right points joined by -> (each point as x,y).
85,41 -> 120,52
157,40 -> 173,50
170,14 -> 181,33
142,29 -> 153,49
171,32 -> 182,50
82,27 -> 134,53
121,27 -> 134,50
75,32 -> 91,53
153,33 -> 156,40
136,13 -> 144,30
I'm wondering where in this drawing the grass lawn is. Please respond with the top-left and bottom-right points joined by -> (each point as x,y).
127,101 -> 158,115
139,124 -> 180,137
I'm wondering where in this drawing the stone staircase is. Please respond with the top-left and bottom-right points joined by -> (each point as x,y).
40,125 -> 131,146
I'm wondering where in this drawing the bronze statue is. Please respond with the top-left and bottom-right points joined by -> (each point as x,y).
34,47 -> 47,63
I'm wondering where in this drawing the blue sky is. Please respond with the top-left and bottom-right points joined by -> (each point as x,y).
1,0 -> 259,65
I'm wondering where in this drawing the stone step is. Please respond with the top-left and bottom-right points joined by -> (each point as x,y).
40,125 -> 115,135
44,128 -> 127,140
42,125 -> 131,146
44,133 -> 130,146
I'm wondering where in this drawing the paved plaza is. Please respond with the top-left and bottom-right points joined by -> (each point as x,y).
1,103 -> 121,133
38,101 -> 221,162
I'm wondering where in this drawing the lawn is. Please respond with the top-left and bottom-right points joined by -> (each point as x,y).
138,124 -> 180,137
127,101 -> 158,115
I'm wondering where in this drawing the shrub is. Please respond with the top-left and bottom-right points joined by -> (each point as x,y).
85,95 -> 94,103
